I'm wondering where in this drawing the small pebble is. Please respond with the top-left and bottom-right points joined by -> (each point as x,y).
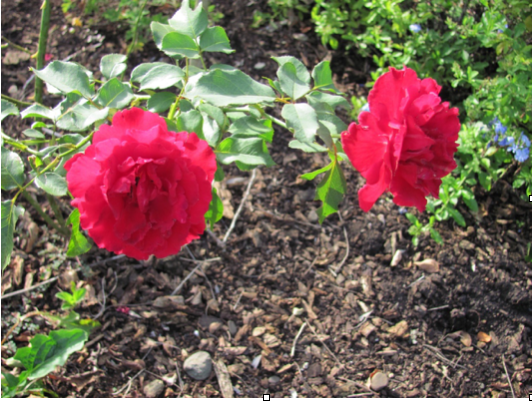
228,320 -> 237,336
370,372 -> 389,391
143,379 -> 164,397
268,375 -> 281,385
254,62 -> 266,70
307,209 -> 319,223
183,351 -> 212,380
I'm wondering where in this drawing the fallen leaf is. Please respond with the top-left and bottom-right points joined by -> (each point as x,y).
387,320 -> 409,337
460,331 -> 472,347
414,258 -> 440,273
477,331 -> 491,343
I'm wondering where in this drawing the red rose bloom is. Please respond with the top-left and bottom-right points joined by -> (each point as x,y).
65,108 -> 216,260
341,67 -> 460,212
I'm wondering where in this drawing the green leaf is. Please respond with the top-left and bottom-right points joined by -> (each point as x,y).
281,103 -> 319,143
1,201 -> 24,271
314,158 -> 346,223
448,206 -> 466,227
205,187 -> 223,228
478,171 -> 491,191
300,163 -> 332,181
147,92 -> 177,113
151,21 -> 177,50
306,91 -> 351,110
176,110 -> 204,138
56,101 -> 109,132
199,26 -> 234,53
131,63 -> 185,91
14,329 -> 89,380
405,212 -> 419,226
1,99 -> 18,122
168,0 -> 208,39
429,228 -> 443,244
317,112 -> 347,136
100,54 -> 127,80
228,116 -> 274,142
202,114 -> 220,146
1,147 -> 25,190
33,61 -> 94,98
35,172 -> 68,196
312,60 -> 336,92
66,209 -> 91,258
216,137 -> 275,169
95,78 -> 134,109
460,189 -> 478,212
20,104 -> 59,121
186,69 -> 276,107
161,32 -> 200,58
289,140 -> 327,153
277,62 -> 310,100
272,56 -> 310,84
23,129 -> 45,138
214,161 -> 225,181
198,104 -> 225,128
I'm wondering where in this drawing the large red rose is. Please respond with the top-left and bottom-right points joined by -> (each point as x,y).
65,108 -> 216,260
341,67 -> 460,212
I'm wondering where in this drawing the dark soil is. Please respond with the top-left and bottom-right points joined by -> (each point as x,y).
2,0 -> 532,398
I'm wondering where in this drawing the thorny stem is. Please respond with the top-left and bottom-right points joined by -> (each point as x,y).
46,194 -> 66,231
22,190 -> 69,236
34,0 -> 52,104
1,94 -> 32,108
126,0 -> 149,56
1,36 -> 32,54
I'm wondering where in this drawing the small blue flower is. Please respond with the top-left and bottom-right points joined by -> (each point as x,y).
361,103 -> 370,112
498,136 -> 514,147
494,120 -> 507,136
514,147 -> 530,162
409,24 -> 422,33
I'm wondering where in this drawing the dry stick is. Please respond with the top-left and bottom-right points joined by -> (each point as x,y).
222,168 -> 257,243
92,277 -> 107,320
305,318 -> 341,365
501,355 -> 516,398
422,344 -> 466,369
112,369 -> 145,397
334,212 -> 350,274
1,254 -> 126,300
290,321 -> 307,358
171,263 -> 203,296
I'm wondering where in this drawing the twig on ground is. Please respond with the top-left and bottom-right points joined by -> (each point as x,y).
502,355 -> 516,398
232,290 -> 243,311
347,393 -> 375,398
175,361 -> 184,390
112,369 -> 145,397
334,212 -> 350,274
205,228 -> 226,248
178,256 -> 221,264
1,254 -> 126,300
422,344 -> 466,369
92,277 -> 107,319
427,305 -> 449,312
171,263 -> 203,296
408,274 -> 425,287
290,321 -> 307,358
305,318 -> 341,365
223,168 -> 257,243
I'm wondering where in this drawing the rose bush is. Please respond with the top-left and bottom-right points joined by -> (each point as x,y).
341,66 -> 460,212
64,108 -> 216,260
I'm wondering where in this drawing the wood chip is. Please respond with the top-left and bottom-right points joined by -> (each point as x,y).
414,258 -> 440,273
387,320 -> 408,337
213,359 -> 234,398
477,331 -> 491,343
